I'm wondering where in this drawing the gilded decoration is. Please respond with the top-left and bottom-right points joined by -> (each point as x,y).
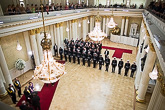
122,16 -> 125,19
56,23 -> 60,28
157,62 -> 165,97
36,28 -> 41,34
95,12 -> 101,22
59,22 -> 63,27
148,37 -> 155,52
112,26 -> 120,35
30,29 -> 36,35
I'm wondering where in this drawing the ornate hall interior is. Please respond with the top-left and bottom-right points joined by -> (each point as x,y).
0,0 -> 165,110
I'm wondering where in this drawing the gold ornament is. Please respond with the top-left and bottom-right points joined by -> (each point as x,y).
111,26 -> 120,35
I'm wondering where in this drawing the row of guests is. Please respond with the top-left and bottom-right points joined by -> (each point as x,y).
7,79 -> 40,110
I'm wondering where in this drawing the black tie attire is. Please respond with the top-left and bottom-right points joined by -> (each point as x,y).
53,45 -> 58,56
99,57 -> 104,70
7,86 -> 17,104
118,61 -> 124,74
112,59 -> 117,73
14,80 -> 22,97
93,55 -> 97,68
124,63 -> 130,76
59,48 -> 63,60
105,58 -> 110,72
64,49 -> 68,61
77,51 -> 81,64
82,53 -> 86,66
130,64 -> 137,78
87,54 -> 91,67
104,50 -> 109,58
73,51 -> 76,63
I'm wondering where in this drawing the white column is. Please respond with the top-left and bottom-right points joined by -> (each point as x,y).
106,17 -> 110,36
82,17 -> 87,40
153,90 -> 165,110
36,29 -> 44,62
0,66 -> 7,96
66,21 -> 70,39
124,17 -> 129,36
120,17 -> 125,36
59,23 -> 64,49
136,46 -> 156,102
30,30 -> 40,66
102,16 -> 106,33
78,19 -> 81,39
53,24 -> 58,45
75,20 -> 78,40
90,16 -> 93,32
56,23 -> 61,54
69,21 -> 72,40
72,20 -> 75,40
50,25 -> 55,55
86,17 -> 89,33
0,46 -> 13,87
147,81 -> 161,110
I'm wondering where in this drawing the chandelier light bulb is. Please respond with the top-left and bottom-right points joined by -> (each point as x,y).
107,17 -> 117,28
16,41 -> 22,51
66,27 -> 69,32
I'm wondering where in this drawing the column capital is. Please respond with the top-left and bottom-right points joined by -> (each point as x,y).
59,22 -> 63,27
157,63 -> 165,97
102,16 -> 106,18
75,19 -> 78,22
30,29 -> 36,35
36,28 -> 41,34
126,16 -> 129,19
122,16 -> 125,19
82,17 -> 87,20
56,23 -> 60,28
71,20 -> 75,23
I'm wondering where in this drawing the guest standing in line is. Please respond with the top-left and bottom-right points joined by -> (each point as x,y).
14,78 -> 22,97
28,82 -> 34,93
105,56 -> 110,72
64,47 -> 68,61
53,43 -> 58,56
99,55 -> 104,70
130,62 -> 137,78
24,86 -> 31,104
59,47 -> 63,60
118,58 -> 124,75
104,49 -> 109,58
111,57 -> 117,73
124,60 -> 130,76
32,93 -> 41,110
87,52 -> 92,67
7,84 -> 17,104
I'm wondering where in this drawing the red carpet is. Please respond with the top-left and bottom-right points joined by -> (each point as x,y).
16,81 -> 59,110
102,46 -> 132,59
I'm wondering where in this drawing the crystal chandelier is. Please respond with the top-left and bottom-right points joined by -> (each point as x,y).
107,0 -> 117,28
149,66 -> 158,80
16,40 -> 22,51
88,1 -> 107,42
34,0 -> 66,83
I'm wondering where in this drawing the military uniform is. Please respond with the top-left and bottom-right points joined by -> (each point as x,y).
77,51 -> 81,64
64,48 -> 68,61
59,47 -> 63,60
99,56 -> 104,70
87,53 -> 91,67
68,49 -> 72,62
53,44 -> 58,56
105,57 -> 110,72
111,58 -> 117,73
72,50 -> 76,63
118,60 -> 124,74
130,63 -> 137,78
124,61 -> 130,76
93,54 -> 97,68
82,52 -> 86,66
104,50 -> 109,59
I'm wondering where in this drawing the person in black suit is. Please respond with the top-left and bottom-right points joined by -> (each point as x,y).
124,60 -> 130,76
130,62 -> 137,78
7,84 -> 17,104
14,78 -> 22,97
24,86 -> 31,104
93,53 -> 97,68
53,43 -> 58,56
118,58 -> 124,74
59,47 -> 63,60
68,48 -> 72,62
82,52 -> 86,66
72,49 -> 76,63
32,93 -> 41,110
104,49 -> 109,59
99,55 -> 104,70
64,48 -> 68,61
111,57 -> 117,73
87,52 -> 91,67
19,100 -> 28,110
105,56 -> 110,72
77,50 -> 81,64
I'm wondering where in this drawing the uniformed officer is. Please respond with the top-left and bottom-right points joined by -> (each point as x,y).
82,52 -> 86,66
93,53 -> 97,68
7,84 -> 17,104
104,49 -> 109,58
14,78 -> 22,97
118,58 -> 124,74
68,48 -> 72,62
130,62 -> 137,78
111,57 -> 117,73
59,47 -> 63,60
124,60 -> 130,76
105,56 -> 110,72
99,55 -> 104,70
72,49 -> 76,63
53,43 -> 58,56
64,48 -> 68,61
77,50 -> 81,64
87,52 -> 91,67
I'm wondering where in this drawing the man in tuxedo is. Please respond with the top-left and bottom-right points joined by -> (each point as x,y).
87,52 -> 91,67
7,84 -> 17,104
77,50 -> 81,64
130,62 -> 137,78
99,55 -> 104,70
111,57 -> 117,73
73,49 -> 76,63
82,52 -> 86,66
105,56 -> 110,72
59,47 -> 63,60
68,48 -> 72,62
32,93 -> 41,110
124,60 -> 130,76
64,48 -> 68,61
118,58 -> 124,74
14,78 -> 22,97
24,86 -> 31,104
93,53 -> 97,68
53,43 -> 58,56
104,49 -> 109,58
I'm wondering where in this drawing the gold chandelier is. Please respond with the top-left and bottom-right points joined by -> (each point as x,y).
107,0 -> 117,28
34,0 -> 66,83
88,0 -> 107,41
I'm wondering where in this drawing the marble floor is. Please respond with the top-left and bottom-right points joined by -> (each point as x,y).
1,39 -> 151,110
